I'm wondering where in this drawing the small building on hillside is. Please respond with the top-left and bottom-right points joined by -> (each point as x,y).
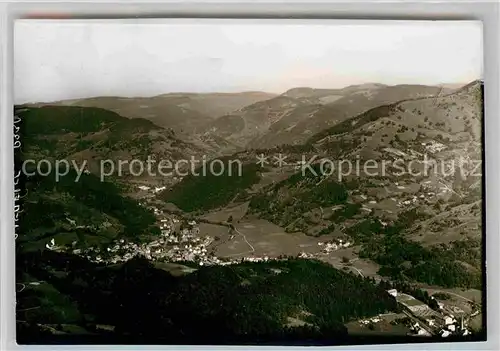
387,289 -> 398,297
441,330 -> 451,338
443,316 -> 454,325
395,293 -> 441,319
417,329 -> 431,336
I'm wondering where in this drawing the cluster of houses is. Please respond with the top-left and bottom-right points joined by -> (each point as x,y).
437,315 -> 471,337
434,300 -> 472,337
137,185 -> 167,194
45,213 -> 214,264
189,255 -> 277,267
47,205 -> 290,267
168,235 -> 214,262
408,321 -> 432,336
359,316 -> 383,326
422,140 -> 447,154
298,252 -> 314,259
102,219 -> 212,263
318,238 -> 352,253
351,179 -> 445,217
387,289 -> 472,338
398,194 -> 425,207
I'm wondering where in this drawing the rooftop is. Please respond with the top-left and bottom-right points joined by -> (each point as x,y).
396,293 -> 426,307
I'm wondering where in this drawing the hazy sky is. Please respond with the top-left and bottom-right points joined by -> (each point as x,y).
14,20 -> 483,104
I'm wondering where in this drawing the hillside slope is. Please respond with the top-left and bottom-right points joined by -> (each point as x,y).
34,92 -> 276,136
17,255 -> 399,344
16,105 -> 207,182
248,80 -> 483,288
249,84 -> 452,149
168,81 -> 483,289
17,170 -> 160,254
200,95 -> 319,147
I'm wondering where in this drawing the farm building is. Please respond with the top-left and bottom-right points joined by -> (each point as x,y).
395,293 -> 441,319
387,289 -> 398,297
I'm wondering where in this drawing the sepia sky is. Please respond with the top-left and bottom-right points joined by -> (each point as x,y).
14,20 -> 483,104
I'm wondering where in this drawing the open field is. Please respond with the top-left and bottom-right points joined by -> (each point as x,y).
346,313 -> 411,336
212,217 -> 334,258
201,202 -> 250,223
319,247 -> 382,279
153,262 -> 198,276
469,313 -> 483,332
397,293 -> 426,307
203,211 -> 384,278
199,222 -> 229,238
421,287 -> 482,304
249,169 -> 296,192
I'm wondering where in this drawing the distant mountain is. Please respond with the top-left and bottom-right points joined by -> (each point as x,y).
167,80 -> 483,289
249,84 -> 455,149
438,82 -> 470,91
199,83 -> 456,150
15,105 -> 207,181
33,92 -> 276,137
309,80 -> 482,149
151,91 -> 277,118
249,80 -> 483,287
30,84 -> 465,152
282,87 -> 344,102
199,95 -> 318,146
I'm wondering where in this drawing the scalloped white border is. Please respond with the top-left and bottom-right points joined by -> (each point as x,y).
1,2 -> 499,350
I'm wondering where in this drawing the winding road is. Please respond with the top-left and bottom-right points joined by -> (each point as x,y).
225,226 -> 255,258
350,266 -> 364,277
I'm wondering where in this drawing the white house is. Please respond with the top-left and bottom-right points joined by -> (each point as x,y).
441,330 -> 451,338
448,324 -> 456,332
417,329 -> 430,336
387,289 -> 398,297
444,316 -> 454,325
45,238 -> 56,250
154,186 -> 166,193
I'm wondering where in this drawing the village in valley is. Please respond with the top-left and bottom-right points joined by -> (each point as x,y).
43,180 -> 482,340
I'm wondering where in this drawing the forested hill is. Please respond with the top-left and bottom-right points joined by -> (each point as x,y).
17,254 -> 401,344
16,168 -> 160,253
14,105 -> 207,178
